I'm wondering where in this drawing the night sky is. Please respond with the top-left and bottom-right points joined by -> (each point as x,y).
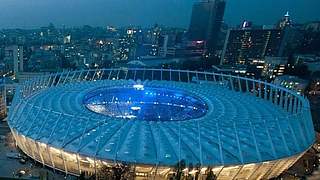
0,0 -> 319,28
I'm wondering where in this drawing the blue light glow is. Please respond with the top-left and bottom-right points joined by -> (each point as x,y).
83,86 -> 208,121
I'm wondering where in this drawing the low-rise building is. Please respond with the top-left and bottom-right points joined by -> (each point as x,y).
274,75 -> 309,94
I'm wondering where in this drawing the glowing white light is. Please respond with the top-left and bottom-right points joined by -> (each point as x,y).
133,84 -> 144,90
125,115 -> 137,119
131,106 -> 141,111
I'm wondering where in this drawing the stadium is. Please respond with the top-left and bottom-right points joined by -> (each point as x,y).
8,68 -> 315,179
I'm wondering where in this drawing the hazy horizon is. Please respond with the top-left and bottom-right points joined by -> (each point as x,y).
0,0 -> 319,29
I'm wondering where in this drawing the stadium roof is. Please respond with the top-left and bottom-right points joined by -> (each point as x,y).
10,79 -> 315,166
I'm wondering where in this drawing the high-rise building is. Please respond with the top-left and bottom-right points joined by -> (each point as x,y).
299,21 -> 320,54
4,45 -> 24,79
278,11 -> 292,29
221,28 -> 285,65
221,22 -> 304,65
188,0 -> 226,53
0,84 -> 6,120
220,23 -> 303,78
63,34 -> 71,44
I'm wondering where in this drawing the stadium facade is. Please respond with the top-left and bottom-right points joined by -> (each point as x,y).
8,69 -> 315,179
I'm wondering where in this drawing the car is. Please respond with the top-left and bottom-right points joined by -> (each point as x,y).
6,152 -> 21,159
19,158 -> 26,164
15,170 -> 26,177
0,135 -> 5,140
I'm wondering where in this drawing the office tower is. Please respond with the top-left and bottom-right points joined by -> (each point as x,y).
241,20 -> 253,30
278,11 -> 292,29
188,0 -> 226,53
64,34 -> 71,44
159,35 -> 169,57
220,23 -> 303,78
4,45 -> 24,78
221,28 -> 287,65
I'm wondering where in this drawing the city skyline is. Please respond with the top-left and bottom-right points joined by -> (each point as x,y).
0,0 -> 319,29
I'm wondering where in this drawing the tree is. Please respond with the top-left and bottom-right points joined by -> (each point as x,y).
79,172 -> 86,180
312,71 -> 320,79
206,167 -> 217,180
97,165 -> 113,180
113,163 -> 134,180
194,163 -> 201,180
285,64 -> 311,80
186,163 -> 194,180
173,160 -> 186,180
96,163 -> 134,180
